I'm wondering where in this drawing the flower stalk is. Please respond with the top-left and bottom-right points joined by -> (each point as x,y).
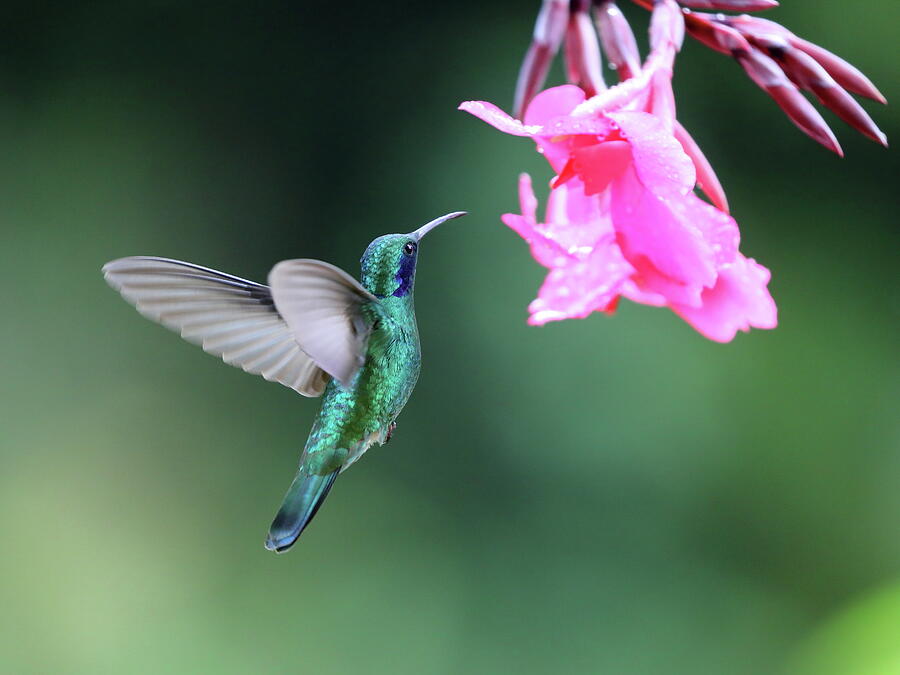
627,0 -> 886,151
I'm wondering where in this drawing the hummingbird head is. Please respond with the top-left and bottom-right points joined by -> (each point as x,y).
360,211 -> 466,299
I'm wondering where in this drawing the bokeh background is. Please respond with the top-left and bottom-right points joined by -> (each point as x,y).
1,1 -> 897,673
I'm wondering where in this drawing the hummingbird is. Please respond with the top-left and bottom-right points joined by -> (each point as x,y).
102,211 -> 466,553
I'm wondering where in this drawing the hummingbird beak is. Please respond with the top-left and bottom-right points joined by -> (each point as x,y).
409,211 -> 467,241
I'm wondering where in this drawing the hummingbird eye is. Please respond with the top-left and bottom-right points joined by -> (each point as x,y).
402,242 -> 417,256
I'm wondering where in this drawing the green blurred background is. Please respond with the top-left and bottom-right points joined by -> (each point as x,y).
1,1 -> 897,673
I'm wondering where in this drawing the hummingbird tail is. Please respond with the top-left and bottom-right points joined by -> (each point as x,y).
264,469 -> 338,553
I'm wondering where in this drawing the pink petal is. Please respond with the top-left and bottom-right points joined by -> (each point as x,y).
729,44 -> 843,155
570,140 -> 633,195
543,178 -> 614,252
622,259 -> 705,308
594,1 -> 642,81
536,115 -> 620,174
671,254 -> 777,342
523,85 -> 586,127
683,192 -> 740,268
502,175 -> 570,269
528,237 -> 634,325
514,43 -> 558,121
610,167 -> 718,291
517,172 -> 538,223
458,101 -> 542,136
540,114 -> 617,137
573,69 -> 654,117
503,212 -> 572,269
607,111 -> 696,196
649,0 -> 685,52
519,86 -> 615,173
648,68 -> 677,131
673,120 -> 729,213
513,0 -> 570,117
546,176 -> 608,228
678,0 -> 779,9
546,178 -> 613,238
502,177 -> 611,269
618,280 -> 667,307
564,7 -> 607,97
789,36 -> 886,104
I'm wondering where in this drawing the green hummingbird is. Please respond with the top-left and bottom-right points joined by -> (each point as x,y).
103,211 -> 466,553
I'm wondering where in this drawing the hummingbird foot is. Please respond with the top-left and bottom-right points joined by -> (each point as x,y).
385,422 -> 397,444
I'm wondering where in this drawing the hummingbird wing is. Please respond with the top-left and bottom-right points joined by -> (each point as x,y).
268,259 -> 379,388
103,256 -> 330,396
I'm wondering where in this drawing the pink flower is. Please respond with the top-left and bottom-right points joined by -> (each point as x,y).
461,85 -> 777,342
459,0 -> 884,342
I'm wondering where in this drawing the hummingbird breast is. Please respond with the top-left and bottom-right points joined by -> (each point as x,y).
301,317 -> 421,473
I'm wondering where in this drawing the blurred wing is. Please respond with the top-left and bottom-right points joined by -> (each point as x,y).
268,259 -> 378,388
103,256 -> 330,397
